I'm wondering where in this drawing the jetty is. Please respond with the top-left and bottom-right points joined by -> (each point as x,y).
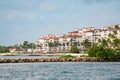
0,57 -> 120,63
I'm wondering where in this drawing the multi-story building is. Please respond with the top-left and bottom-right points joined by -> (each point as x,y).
35,25 -> 120,53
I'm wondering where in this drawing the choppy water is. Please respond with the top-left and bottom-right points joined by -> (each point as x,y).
0,62 -> 120,80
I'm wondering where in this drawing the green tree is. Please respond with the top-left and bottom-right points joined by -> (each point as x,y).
28,43 -> 35,49
0,46 -> 9,53
81,39 -> 91,52
101,39 -> 108,48
13,44 -> 20,52
48,41 -> 60,53
88,45 -> 115,59
48,42 -> 54,52
70,39 -> 73,46
88,46 -> 103,57
28,43 -> 35,54
98,38 -> 101,43
104,48 -> 116,59
82,39 -> 91,48
114,25 -> 119,29
113,30 -> 117,35
70,45 -> 79,53
22,41 -> 29,53
53,41 -> 60,52
113,38 -> 120,50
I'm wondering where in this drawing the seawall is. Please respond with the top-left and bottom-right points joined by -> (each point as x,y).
0,58 -> 120,63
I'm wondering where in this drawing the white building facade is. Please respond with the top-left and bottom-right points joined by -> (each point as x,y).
35,25 -> 120,53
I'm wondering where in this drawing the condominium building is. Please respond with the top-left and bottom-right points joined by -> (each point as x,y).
35,25 -> 120,53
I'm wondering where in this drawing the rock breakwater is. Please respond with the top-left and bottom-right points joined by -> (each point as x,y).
0,58 -> 120,63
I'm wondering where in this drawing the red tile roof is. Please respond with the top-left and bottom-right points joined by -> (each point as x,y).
47,34 -> 59,39
68,31 -> 79,34
67,34 -> 81,38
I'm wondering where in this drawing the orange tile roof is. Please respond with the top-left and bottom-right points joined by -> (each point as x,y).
47,34 -> 59,39
68,31 -> 79,34
67,34 -> 81,38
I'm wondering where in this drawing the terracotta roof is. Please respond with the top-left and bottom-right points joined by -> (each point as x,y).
68,31 -> 79,34
47,34 -> 59,39
86,30 -> 95,32
67,34 -> 81,38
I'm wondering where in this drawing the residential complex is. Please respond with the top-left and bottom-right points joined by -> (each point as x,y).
35,25 -> 120,53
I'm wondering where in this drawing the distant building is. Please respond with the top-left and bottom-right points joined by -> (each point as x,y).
35,25 -> 120,53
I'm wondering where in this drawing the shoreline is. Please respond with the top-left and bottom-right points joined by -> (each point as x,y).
0,53 -> 64,57
0,53 -> 87,56
0,53 -> 119,63
0,57 -> 120,63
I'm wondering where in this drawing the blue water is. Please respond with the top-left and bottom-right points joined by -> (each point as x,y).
0,62 -> 120,80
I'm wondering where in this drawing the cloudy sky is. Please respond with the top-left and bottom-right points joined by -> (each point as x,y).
0,0 -> 120,46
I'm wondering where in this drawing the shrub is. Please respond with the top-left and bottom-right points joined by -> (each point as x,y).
104,48 -> 116,59
70,46 -> 79,53
88,46 -> 116,59
88,46 -> 103,57
59,55 -> 76,59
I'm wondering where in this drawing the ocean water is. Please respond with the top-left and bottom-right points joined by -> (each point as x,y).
0,62 -> 120,80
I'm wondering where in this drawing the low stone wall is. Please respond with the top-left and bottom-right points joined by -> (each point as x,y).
0,58 -> 120,63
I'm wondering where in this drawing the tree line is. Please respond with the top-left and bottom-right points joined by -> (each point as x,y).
0,41 -> 36,53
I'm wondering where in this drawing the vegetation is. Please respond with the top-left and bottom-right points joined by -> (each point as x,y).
88,46 -> 116,59
1,25 -> 120,61
0,46 -> 10,53
59,55 -> 76,59
87,25 -> 120,59
70,45 -> 79,53
22,41 -> 35,53
0,41 -> 35,53
47,41 -> 61,53
81,39 -> 91,52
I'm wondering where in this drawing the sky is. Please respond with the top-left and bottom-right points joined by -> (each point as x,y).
0,0 -> 120,46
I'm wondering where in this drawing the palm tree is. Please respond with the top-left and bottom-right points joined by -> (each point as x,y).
36,44 -> 42,53
107,26 -> 119,49
82,39 -> 91,48
22,41 -> 29,53
101,39 -> 108,48
48,42 -> 54,53
113,38 -> 120,50
28,43 -> 35,54
98,38 -> 101,43
53,41 -> 60,53
70,39 -> 73,46
114,25 -> 119,29
13,44 -> 19,52
81,39 -> 91,53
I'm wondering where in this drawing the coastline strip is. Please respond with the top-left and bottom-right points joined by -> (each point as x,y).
0,58 -> 120,63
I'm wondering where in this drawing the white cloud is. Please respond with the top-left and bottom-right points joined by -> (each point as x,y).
39,3 -> 57,11
3,11 -> 38,22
